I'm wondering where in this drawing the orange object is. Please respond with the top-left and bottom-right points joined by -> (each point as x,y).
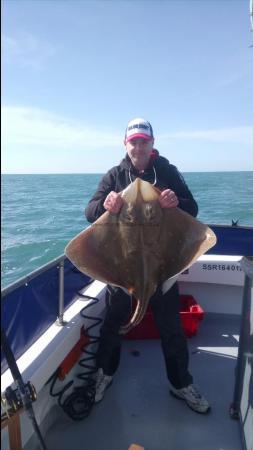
128,445 -> 145,450
125,295 -> 204,340
1,408 -> 23,450
58,327 -> 90,380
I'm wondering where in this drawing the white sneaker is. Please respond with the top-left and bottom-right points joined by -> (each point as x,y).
170,384 -> 210,414
95,368 -> 113,403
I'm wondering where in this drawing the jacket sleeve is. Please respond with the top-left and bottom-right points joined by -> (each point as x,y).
170,165 -> 198,217
85,170 -> 116,223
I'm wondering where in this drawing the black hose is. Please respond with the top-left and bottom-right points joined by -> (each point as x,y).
1,328 -> 47,450
48,294 -> 103,420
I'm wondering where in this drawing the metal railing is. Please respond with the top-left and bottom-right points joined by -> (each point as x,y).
57,259 -> 66,326
1,254 -> 67,326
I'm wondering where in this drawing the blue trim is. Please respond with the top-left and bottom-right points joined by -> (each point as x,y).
207,225 -> 253,256
1,259 -> 92,374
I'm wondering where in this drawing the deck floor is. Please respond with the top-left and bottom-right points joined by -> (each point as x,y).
37,314 -> 242,450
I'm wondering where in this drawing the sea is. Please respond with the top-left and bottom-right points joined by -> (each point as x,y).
1,172 -> 253,289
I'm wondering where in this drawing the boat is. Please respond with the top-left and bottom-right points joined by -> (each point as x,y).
1,224 -> 253,450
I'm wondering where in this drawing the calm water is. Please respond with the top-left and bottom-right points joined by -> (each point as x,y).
1,172 -> 253,288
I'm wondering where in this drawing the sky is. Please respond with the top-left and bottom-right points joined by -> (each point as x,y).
2,0 -> 253,174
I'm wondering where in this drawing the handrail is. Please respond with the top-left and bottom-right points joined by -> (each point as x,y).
57,259 -> 65,326
1,254 -> 66,298
1,254 -> 68,328
1,254 -> 92,374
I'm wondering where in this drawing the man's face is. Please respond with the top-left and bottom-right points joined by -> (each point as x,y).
125,137 -> 154,170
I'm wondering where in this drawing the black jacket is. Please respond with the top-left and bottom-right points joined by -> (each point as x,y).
85,151 -> 198,223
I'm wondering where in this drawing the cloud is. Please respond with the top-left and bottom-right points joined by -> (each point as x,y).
1,106 -> 122,149
159,127 -> 253,146
2,105 -> 253,154
2,33 -> 55,69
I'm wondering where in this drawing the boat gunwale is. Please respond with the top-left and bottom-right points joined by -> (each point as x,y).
2,224 -> 253,297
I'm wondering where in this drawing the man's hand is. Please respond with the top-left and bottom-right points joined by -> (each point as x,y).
103,191 -> 123,214
158,189 -> 179,209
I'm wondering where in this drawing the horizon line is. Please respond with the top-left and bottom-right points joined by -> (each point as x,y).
2,169 -> 253,176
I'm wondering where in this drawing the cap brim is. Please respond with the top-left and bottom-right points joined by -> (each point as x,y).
125,133 -> 153,143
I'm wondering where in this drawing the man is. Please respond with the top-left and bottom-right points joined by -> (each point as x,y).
85,118 -> 210,414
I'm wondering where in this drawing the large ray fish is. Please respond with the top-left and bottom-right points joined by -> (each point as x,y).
65,179 -> 216,334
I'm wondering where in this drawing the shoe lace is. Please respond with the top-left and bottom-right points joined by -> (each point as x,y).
188,384 -> 202,399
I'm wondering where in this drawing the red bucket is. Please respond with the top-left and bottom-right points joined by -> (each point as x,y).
179,295 -> 204,338
125,295 -> 204,340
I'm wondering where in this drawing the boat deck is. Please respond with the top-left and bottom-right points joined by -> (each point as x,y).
30,313 -> 242,450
